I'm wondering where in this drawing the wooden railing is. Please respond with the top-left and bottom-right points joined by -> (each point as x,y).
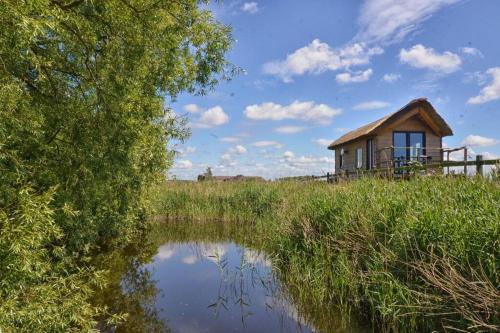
311,154 -> 500,183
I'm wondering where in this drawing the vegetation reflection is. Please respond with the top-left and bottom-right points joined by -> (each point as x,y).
96,221 -> 369,333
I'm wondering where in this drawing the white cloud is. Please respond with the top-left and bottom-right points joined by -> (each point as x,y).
241,2 -> 258,14
283,150 -> 295,159
183,103 -> 201,113
251,141 -> 283,149
182,255 -> 198,265
195,106 -> 229,128
355,0 -> 461,44
175,160 -> 193,169
336,68 -> 373,84
200,244 -> 227,264
221,153 -> 232,161
243,249 -> 271,267
460,47 -> 483,58
399,44 -> 461,73
156,245 -> 175,261
275,126 -> 306,134
219,153 -> 236,167
464,71 -> 489,85
313,138 -> 333,147
462,135 -> 499,147
481,152 -> 500,160
353,100 -> 390,110
220,136 -> 241,143
245,100 -> 342,125
382,73 -> 401,82
185,146 -> 196,154
283,155 -> 335,168
467,67 -> 500,104
262,39 -> 383,82
234,145 -> 247,154
176,146 -> 196,157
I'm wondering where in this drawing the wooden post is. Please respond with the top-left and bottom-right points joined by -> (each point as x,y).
446,151 -> 450,175
390,146 -> 394,176
327,172 -> 330,183
476,155 -> 483,176
463,147 -> 468,175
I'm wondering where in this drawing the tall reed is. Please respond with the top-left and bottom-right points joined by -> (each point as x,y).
151,177 -> 500,332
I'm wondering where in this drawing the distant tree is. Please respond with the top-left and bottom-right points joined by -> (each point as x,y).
205,167 -> 214,179
197,167 -> 214,181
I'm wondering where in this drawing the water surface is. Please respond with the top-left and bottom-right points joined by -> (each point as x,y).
151,241 -> 314,333
98,223 -> 369,333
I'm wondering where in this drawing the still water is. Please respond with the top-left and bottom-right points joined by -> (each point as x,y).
150,242 -> 313,332
98,224 -> 369,333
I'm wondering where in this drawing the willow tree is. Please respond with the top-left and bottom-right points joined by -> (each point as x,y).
0,0 -> 233,331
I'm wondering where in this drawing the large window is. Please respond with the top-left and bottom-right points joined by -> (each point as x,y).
393,131 -> 426,162
355,148 -> 363,169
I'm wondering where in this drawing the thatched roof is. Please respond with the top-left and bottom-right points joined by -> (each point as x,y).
327,98 -> 453,150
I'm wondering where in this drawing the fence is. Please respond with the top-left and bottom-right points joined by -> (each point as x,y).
312,154 -> 500,183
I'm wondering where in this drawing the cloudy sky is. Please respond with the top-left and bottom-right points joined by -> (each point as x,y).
168,0 -> 500,180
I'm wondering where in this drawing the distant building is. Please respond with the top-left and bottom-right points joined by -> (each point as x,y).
328,99 -> 453,173
211,175 -> 266,182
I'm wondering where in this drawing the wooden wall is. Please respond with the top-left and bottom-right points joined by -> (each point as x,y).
334,139 -> 367,173
374,114 -> 442,168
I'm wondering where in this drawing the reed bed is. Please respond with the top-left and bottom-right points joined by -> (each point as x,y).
150,177 -> 500,332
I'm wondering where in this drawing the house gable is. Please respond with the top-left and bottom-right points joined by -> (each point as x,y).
328,98 -> 452,150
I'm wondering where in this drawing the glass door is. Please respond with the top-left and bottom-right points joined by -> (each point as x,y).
393,132 -> 407,163
409,132 -> 424,161
393,132 -> 426,172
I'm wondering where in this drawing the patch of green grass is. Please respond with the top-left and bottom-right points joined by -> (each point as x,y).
152,177 -> 500,332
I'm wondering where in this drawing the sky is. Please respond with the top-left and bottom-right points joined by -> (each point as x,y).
168,0 -> 500,180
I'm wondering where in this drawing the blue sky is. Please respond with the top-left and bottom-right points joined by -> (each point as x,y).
168,0 -> 500,180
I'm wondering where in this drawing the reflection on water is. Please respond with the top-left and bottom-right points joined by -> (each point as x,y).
150,242 -> 314,333
97,223 -> 370,333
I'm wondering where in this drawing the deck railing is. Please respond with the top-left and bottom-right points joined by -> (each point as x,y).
284,145 -> 499,183
310,151 -> 499,183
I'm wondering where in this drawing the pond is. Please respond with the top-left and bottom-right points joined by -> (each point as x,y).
96,222 -> 370,333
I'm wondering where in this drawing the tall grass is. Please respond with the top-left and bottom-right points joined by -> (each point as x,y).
151,177 -> 500,332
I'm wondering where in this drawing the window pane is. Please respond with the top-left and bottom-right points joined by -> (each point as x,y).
409,133 -> 424,160
356,148 -> 363,168
393,132 -> 406,161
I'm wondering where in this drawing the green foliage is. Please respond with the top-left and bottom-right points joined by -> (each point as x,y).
154,177 -> 500,332
197,166 -> 214,181
0,0 -> 233,331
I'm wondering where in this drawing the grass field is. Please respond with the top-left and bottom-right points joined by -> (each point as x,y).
150,177 -> 500,332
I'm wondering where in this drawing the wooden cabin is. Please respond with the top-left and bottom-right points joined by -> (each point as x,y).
328,99 -> 453,174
